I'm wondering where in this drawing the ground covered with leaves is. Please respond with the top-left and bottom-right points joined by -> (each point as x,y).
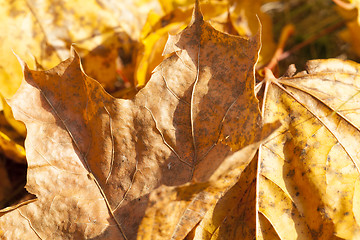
1,0 -> 360,239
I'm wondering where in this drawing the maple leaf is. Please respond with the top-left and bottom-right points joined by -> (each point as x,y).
256,62 -> 360,239
0,2 -> 274,239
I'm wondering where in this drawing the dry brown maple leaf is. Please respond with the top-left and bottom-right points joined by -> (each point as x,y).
0,3 -> 271,239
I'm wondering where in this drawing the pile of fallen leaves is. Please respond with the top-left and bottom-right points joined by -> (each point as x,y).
1,0 -> 360,239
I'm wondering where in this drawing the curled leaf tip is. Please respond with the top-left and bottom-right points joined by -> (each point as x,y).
70,45 -> 84,72
70,45 -> 80,60
192,0 -> 203,23
194,0 -> 199,11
